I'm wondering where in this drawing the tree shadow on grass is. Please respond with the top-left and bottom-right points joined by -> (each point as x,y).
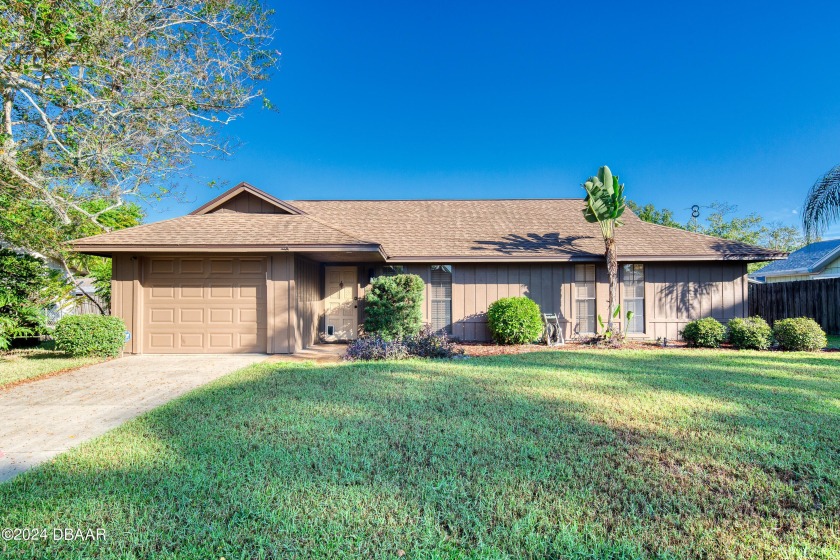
1,354 -> 838,559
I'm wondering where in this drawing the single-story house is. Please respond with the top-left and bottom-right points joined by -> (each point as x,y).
71,183 -> 784,354
750,239 -> 840,283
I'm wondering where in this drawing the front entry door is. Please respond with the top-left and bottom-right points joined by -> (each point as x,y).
324,267 -> 358,341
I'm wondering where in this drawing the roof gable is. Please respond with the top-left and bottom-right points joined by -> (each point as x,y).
190,183 -> 305,215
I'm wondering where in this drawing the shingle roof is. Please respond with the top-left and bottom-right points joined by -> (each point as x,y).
71,188 -> 786,262
289,199 -> 782,261
751,239 -> 840,276
71,214 -> 374,248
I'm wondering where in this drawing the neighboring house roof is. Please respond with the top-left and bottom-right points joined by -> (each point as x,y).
71,183 -> 786,262
750,239 -> 840,277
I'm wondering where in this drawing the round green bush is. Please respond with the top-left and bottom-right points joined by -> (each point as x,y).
727,317 -> 772,350
772,317 -> 827,352
54,315 -> 126,357
486,297 -> 543,345
681,317 -> 726,348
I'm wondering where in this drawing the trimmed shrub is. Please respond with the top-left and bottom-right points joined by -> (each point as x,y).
54,315 -> 126,357
343,335 -> 409,361
363,274 -> 425,340
727,317 -> 772,350
404,325 -> 464,359
772,318 -> 827,352
486,297 -> 543,345
681,317 -> 726,348
345,326 -> 464,361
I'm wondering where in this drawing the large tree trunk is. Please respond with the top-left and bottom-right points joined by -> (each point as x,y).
605,237 -> 618,332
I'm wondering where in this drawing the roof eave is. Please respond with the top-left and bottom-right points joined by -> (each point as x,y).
71,243 -> 385,256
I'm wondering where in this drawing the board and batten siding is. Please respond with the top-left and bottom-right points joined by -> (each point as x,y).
450,264 -> 572,341
294,257 -> 322,351
644,262 -> 748,340
419,262 -> 748,342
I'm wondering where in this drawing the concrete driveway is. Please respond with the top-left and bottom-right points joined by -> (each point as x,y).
0,354 -> 265,483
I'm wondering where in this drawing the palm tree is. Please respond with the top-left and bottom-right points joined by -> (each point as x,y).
582,166 -> 626,334
803,165 -> 840,240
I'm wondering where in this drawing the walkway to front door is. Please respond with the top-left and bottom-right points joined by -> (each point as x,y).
0,354 -> 264,483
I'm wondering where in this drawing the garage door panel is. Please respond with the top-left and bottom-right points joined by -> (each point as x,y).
210,259 -> 234,274
180,333 -> 204,348
179,259 -> 204,274
150,258 -> 175,274
180,308 -> 204,323
150,285 -> 174,299
209,308 -> 234,323
143,256 -> 266,353
149,308 -> 175,324
149,333 -> 175,350
180,285 -> 204,298
239,308 -> 258,322
209,284 -> 233,299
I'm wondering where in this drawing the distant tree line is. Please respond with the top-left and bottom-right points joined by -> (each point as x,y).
627,201 -> 806,273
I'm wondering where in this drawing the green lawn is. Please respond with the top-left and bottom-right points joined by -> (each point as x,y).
827,334 -> 840,348
0,345 -> 103,389
1,350 -> 839,559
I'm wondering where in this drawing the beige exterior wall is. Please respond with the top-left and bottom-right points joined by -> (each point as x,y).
451,264 -> 571,341
294,257 -> 322,351
110,254 -> 749,353
403,261 -> 747,342
111,254 -> 142,354
644,262 -> 747,340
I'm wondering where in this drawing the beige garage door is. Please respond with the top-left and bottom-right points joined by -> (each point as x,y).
143,256 -> 267,353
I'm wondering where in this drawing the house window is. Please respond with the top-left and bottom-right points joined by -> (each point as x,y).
622,264 -> 645,334
375,265 -> 406,278
574,264 -> 596,334
431,265 -> 452,334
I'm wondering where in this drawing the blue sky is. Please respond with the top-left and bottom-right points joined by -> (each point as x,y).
148,1 -> 840,237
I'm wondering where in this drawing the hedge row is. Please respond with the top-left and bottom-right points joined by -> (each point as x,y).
681,316 -> 826,351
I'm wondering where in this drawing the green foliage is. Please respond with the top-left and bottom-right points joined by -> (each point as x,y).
0,191 -> 143,273
363,274 -> 425,340
53,315 -> 126,357
681,317 -> 726,348
89,259 -> 112,309
0,248 -> 66,305
772,318 -> 827,352
486,297 -> 543,345
582,165 -> 627,333
727,317 -> 772,350
627,200 -> 684,229
0,0 -> 278,246
803,164 -> 840,240
629,201 -> 806,258
582,166 -> 627,229
0,249 -> 66,344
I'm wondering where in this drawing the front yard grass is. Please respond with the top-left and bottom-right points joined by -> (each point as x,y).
1,349 -> 839,559
0,344 -> 104,390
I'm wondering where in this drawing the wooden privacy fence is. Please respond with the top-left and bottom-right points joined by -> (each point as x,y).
748,278 -> 840,334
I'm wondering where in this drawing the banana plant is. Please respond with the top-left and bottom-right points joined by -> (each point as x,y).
583,166 -> 626,336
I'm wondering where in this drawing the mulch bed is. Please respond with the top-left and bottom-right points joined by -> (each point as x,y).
456,340 -> 839,356
455,339 -> 682,356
